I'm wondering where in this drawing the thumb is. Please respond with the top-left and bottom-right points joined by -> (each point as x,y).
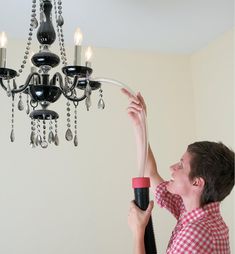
146,200 -> 154,215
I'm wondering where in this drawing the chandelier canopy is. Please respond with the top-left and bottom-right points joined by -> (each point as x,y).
0,0 -> 106,148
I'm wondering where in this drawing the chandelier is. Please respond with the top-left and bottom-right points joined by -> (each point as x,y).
0,0 -> 108,148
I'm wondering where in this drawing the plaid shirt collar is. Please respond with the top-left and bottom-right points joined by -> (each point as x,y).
181,202 -> 220,227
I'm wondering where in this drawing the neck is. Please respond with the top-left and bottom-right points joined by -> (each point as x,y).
182,195 -> 201,212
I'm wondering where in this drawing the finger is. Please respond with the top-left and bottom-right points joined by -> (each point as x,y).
121,88 -> 139,104
137,92 -> 147,110
129,200 -> 137,210
129,101 -> 143,111
146,200 -> 154,215
127,107 -> 141,115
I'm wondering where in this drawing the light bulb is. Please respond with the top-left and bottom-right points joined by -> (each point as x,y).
0,31 -> 7,48
85,46 -> 93,68
85,46 -> 93,62
74,28 -> 83,46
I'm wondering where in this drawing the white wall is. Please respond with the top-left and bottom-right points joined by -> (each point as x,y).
0,29 -> 233,254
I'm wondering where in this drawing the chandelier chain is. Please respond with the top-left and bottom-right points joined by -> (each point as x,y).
10,95 -> 15,142
53,0 -> 68,66
17,0 -> 38,77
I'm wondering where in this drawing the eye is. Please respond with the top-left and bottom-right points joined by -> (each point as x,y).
178,162 -> 183,169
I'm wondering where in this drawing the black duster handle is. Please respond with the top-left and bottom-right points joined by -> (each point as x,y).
132,177 -> 157,254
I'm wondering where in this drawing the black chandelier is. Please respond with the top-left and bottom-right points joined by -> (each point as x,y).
0,0 -> 107,148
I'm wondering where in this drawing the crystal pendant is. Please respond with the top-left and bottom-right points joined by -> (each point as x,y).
57,15 -> 64,26
54,133 -> 59,146
30,141 -> 36,148
48,131 -> 55,144
98,98 -> 105,110
85,83 -> 91,97
74,135 -> 78,147
32,17 -> 38,29
7,82 -> 12,97
65,128 -> 73,141
35,135 -> 42,146
85,96 -> 91,111
10,129 -> 15,142
13,79 -> 17,90
30,131 -> 36,144
18,99 -> 24,111
26,104 -> 30,115
41,140 -> 48,149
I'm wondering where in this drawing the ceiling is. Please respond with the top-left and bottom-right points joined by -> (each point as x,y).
0,0 -> 234,53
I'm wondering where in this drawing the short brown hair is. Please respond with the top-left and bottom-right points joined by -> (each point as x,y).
187,141 -> 234,207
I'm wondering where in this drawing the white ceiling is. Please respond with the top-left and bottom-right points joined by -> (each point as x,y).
0,0 -> 234,53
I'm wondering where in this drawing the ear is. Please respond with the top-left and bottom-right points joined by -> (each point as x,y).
192,177 -> 205,189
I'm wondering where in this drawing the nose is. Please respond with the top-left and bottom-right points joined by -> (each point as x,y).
170,163 -> 179,172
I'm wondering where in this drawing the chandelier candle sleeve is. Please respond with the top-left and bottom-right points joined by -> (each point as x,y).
132,177 -> 157,254
0,32 -> 7,68
74,28 -> 83,66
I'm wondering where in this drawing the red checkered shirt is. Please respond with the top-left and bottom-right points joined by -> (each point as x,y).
155,181 -> 230,254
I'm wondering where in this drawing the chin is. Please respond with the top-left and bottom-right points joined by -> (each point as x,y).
166,181 -> 175,194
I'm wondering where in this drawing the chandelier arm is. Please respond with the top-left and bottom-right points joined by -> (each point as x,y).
61,89 -> 86,102
51,72 -> 64,86
56,73 -> 79,92
68,75 -> 79,91
0,78 -> 7,91
11,73 -> 41,94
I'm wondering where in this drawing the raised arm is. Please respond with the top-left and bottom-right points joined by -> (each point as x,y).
121,88 -> 164,190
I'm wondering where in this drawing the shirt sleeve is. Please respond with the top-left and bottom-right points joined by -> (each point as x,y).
155,181 -> 184,219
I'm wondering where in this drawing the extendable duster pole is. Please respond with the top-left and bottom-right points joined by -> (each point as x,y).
132,177 -> 157,254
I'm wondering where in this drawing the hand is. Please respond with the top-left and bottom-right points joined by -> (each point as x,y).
128,200 -> 154,238
121,88 -> 147,127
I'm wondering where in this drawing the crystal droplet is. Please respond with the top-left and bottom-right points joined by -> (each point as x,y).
32,17 -> 38,29
54,134 -> 59,146
30,141 -> 36,148
98,98 -> 105,110
85,96 -> 91,111
48,131 -> 54,144
13,79 -> 17,90
41,140 -> 48,149
74,135 -> 78,147
85,83 -> 91,97
57,15 -> 64,26
10,129 -> 15,142
7,84 -> 12,97
65,128 -> 73,141
35,135 -> 42,146
18,99 -> 24,111
30,131 -> 35,144
26,104 -> 30,114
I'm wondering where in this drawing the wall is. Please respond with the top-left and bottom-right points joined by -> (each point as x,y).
190,28 -> 234,252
